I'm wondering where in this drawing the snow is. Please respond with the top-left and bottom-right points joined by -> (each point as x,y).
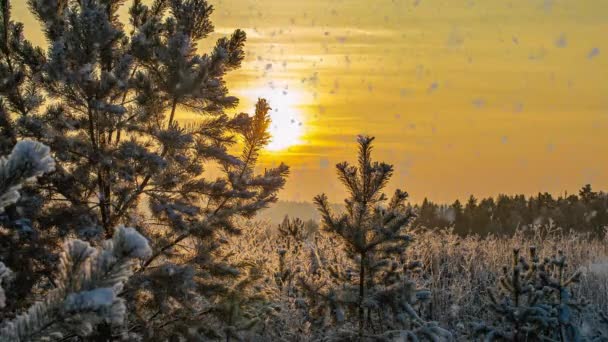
588,261 -> 608,276
587,47 -> 600,59
554,33 -> 567,48
10,140 -> 56,180
63,288 -> 116,313
472,98 -> 485,108
0,262 -> 12,308
116,226 -> 152,260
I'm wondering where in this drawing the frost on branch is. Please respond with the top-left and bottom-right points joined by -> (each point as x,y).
474,247 -> 595,341
111,225 -> 153,260
0,261 -> 12,308
0,140 -> 55,212
0,226 -> 150,341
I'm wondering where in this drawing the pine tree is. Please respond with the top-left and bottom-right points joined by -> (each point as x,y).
0,139 -> 151,341
474,247 -> 592,341
312,135 -> 451,341
451,199 -> 466,235
275,216 -> 307,292
579,184 -> 597,204
0,0 -> 288,338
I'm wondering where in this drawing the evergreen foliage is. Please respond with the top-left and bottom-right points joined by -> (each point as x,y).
0,225 -> 151,341
0,260 -> 9,309
0,140 -> 55,212
474,247 -> 598,341
0,0 -> 288,338
275,216 -> 307,292
413,185 -> 608,236
0,138 -> 150,341
309,135 -> 451,341
0,139 -> 54,315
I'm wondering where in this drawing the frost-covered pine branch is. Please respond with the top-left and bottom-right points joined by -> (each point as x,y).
0,226 -> 151,341
0,261 -> 12,309
0,140 -> 55,212
0,139 -> 55,314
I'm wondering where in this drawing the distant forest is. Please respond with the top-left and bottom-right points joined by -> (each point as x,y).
262,184 -> 608,236
414,184 -> 608,236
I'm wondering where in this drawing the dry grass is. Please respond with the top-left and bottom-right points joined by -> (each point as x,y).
227,220 -> 608,339
408,225 -> 608,331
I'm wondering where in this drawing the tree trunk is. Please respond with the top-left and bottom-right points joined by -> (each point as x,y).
358,251 -> 365,340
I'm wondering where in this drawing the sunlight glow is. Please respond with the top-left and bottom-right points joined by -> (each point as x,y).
240,85 -> 307,152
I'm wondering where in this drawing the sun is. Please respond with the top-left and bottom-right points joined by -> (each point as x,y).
239,84 -> 306,152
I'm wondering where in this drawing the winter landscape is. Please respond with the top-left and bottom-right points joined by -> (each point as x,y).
0,0 -> 607,341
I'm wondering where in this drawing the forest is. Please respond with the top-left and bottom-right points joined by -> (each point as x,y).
0,0 -> 607,341
262,185 -> 608,238
412,184 -> 608,237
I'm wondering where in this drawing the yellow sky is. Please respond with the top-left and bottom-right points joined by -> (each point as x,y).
12,0 -> 608,203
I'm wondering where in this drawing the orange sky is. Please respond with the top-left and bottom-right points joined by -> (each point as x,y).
12,0 -> 608,203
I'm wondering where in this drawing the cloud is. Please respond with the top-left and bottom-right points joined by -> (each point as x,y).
213,27 -> 265,39
214,26 -> 397,41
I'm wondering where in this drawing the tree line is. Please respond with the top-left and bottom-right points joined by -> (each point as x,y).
412,184 -> 608,236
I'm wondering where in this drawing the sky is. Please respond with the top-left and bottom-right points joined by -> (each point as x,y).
11,0 -> 608,204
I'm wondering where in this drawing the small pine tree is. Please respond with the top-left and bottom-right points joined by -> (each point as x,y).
312,135 -> 451,341
475,247 -> 592,341
275,216 -> 307,292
